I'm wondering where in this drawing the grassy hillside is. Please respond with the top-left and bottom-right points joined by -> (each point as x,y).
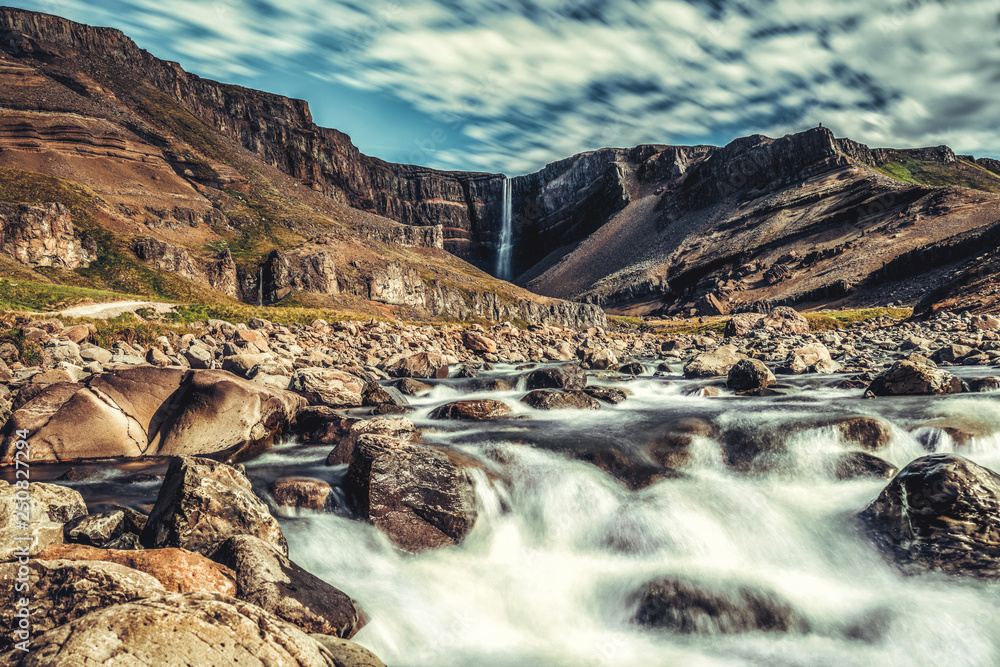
873,157 -> 1000,194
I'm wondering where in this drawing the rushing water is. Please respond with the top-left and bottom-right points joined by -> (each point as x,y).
494,176 -> 513,281
43,363 -> 1000,666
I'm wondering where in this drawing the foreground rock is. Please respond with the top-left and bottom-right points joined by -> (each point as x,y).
213,535 -> 364,638
385,352 -> 450,378
0,559 -> 165,650
525,364 -> 587,390
346,434 -> 478,552
0,481 -> 86,559
726,358 -> 776,392
429,399 -> 512,420
289,368 -> 366,408
62,508 -> 146,549
39,543 -> 237,595
270,477 -> 335,512
632,577 -> 809,634
326,416 -> 418,466
858,454 -> 1000,578
2,592 -> 350,666
141,457 -> 287,556
521,390 -> 601,410
865,358 -> 963,396
684,346 -> 742,379
0,367 -> 305,464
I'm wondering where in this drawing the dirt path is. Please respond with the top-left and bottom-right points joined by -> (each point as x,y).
55,300 -> 179,319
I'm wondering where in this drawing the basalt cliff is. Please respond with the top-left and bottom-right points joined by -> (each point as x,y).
0,7 -> 602,328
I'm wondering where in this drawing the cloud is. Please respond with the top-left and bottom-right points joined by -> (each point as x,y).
17,0 -> 1000,174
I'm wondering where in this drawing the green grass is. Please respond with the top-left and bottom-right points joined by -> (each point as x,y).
0,278 -> 141,312
873,157 -> 1000,194
0,328 -> 42,365
608,315 -> 645,330
803,307 -> 912,331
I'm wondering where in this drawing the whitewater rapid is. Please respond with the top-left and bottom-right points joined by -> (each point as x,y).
249,364 -> 1000,667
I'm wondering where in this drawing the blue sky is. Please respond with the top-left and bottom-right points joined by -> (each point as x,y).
14,0 -> 1000,175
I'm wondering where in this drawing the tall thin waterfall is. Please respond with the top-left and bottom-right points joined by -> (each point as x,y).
258,266 -> 264,306
494,176 -> 513,281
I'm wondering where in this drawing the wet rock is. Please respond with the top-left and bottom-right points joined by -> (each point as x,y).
797,415 -> 893,451
345,434 -> 478,552
0,559 -> 165,650
463,331 -> 497,354
457,363 -> 479,378
141,456 -> 287,557
326,416 -> 418,466
684,346 -> 742,378
270,477 -> 334,511
584,348 -> 619,370
63,509 -> 146,549
618,362 -> 645,375
632,577 -> 809,634
521,389 -> 601,410
292,407 -> 360,445
525,363 -> 587,390
39,543 -> 237,595
429,399 -> 512,420
579,449 -> 681,490
213,535 -> 364,638
865,359 -> 963,396
583,386 -> 628,404
393,377 -> 434,396
290,368 -> 366,408
5,592 -> 346,666
361,381 -> 407,407
726,358 -> 775,392
858,454 -> 1000,578
386,351 -> 450,379
644,418 -> 716,469
968,377 -> 1000,393
470,377 -> 515,392
1,367 -> 305,464
931,344 -> 973,365
310,635 -> 387,667
830,452 -> 898,481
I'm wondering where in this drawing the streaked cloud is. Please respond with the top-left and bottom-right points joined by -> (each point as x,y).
14,0 -> 1000,174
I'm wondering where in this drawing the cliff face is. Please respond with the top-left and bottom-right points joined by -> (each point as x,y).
0,8 -> 504,266
0,203 -> 91,268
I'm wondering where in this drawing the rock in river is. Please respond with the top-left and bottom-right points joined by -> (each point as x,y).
865,358 -> 962,396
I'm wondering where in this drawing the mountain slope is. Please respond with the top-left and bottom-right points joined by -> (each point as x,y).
0,7 -> 604,328
509,129 -> 1000,316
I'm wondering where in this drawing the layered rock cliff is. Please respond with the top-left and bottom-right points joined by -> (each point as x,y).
0,202 -> 91,268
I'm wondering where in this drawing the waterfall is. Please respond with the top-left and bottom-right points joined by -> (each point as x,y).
494,176 -> 513,281
258,266 -> 264,306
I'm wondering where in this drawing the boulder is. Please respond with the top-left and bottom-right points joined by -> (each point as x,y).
0,367 -> 306,464
463,331 -> 497,354
326,416 -> 418,466
858,454 -> 1000,578
724,307 -> 809,337
387,352 -> 450,379
684,346 -> 742,378
346,434 -> 478,552
830,452 -> 898,481
579,449 -> 680,491
865,359 -> 963,396
520,389 -> 601,410
784,343 -> 840,373
62,508 -> 146,549
632,577 -> 809,634
525,364 -> 587,390
0,559 -> 165,650
291,407 -> 360,445
289,368 -> 366,408
585,348 -> 619,370
310,636 -> 387,667
429,399 -> 512,420
361,382 -> 407,407
141,457 -> 287,557
644,418 -> 717,469
4,592 -> 347,666
583,386 -> 629,404
931,344 -> 974,365
726,358 -> 776,392
393,378 -> 434,396
0,480 -> 86,560
270,477 -> 335,511
213,535 -> 364,638
618,362 -> 645,375
39,543 -> 237,595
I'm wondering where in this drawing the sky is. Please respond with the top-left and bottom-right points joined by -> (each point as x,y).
13,0 -> 1000,175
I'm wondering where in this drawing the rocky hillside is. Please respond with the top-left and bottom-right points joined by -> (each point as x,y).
0,8 -> 603,329
510,129 -> 1000,317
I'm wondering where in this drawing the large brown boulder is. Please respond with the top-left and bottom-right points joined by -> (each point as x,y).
632,577 -> 809,634
865,359 -> 963,396
683,346 -> 743,378
346,434 -> 478,552
326,416 -> 418,466
858,454 -> 1000,578
270,477 -> 335,511
0,559 -> 165,650
291,407 -> 360,445
2,592 -> 347,666
525,364 -> 587,390
213,535 -> 364,638
289,368 -> 366,408
386,352 -> 450,379
429,399 -> 513,420
0,367 -> 305,464
726,358 -> 775,392
141,457 -> 287,557
520,390 -> 601,410
39,543 -> 237,595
